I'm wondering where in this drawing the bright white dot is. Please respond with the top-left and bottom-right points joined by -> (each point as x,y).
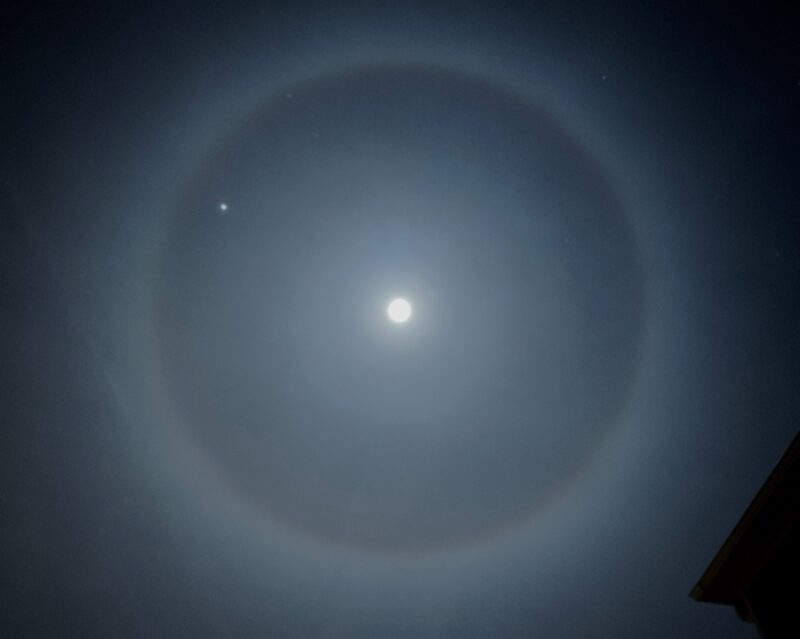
219,202 -> 228,211
387,298 -> 412,323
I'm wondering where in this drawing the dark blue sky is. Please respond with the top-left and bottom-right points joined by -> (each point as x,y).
2,2 -> 798,637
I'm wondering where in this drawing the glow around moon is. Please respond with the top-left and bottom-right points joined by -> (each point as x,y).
387,298 -> 412,323
156,65 -> 644,552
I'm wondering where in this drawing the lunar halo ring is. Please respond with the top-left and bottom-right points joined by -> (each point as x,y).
143,56 -> 647,557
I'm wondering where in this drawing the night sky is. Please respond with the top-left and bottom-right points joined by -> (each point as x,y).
2,2 -> 798,637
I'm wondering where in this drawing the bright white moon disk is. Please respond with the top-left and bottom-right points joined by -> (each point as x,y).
387,298 -> 412,323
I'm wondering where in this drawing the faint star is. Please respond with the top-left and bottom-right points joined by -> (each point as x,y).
219,202 -> 228,212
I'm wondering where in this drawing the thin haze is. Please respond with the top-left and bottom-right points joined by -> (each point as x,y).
1,2 -> 798,638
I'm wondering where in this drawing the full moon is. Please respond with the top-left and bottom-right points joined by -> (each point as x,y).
387,298 -> 412,323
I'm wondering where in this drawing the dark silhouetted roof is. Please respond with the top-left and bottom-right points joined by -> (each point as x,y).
691,431 -> 800,622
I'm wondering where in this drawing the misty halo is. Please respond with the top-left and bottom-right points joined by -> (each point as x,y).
155,65 -> 644,551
